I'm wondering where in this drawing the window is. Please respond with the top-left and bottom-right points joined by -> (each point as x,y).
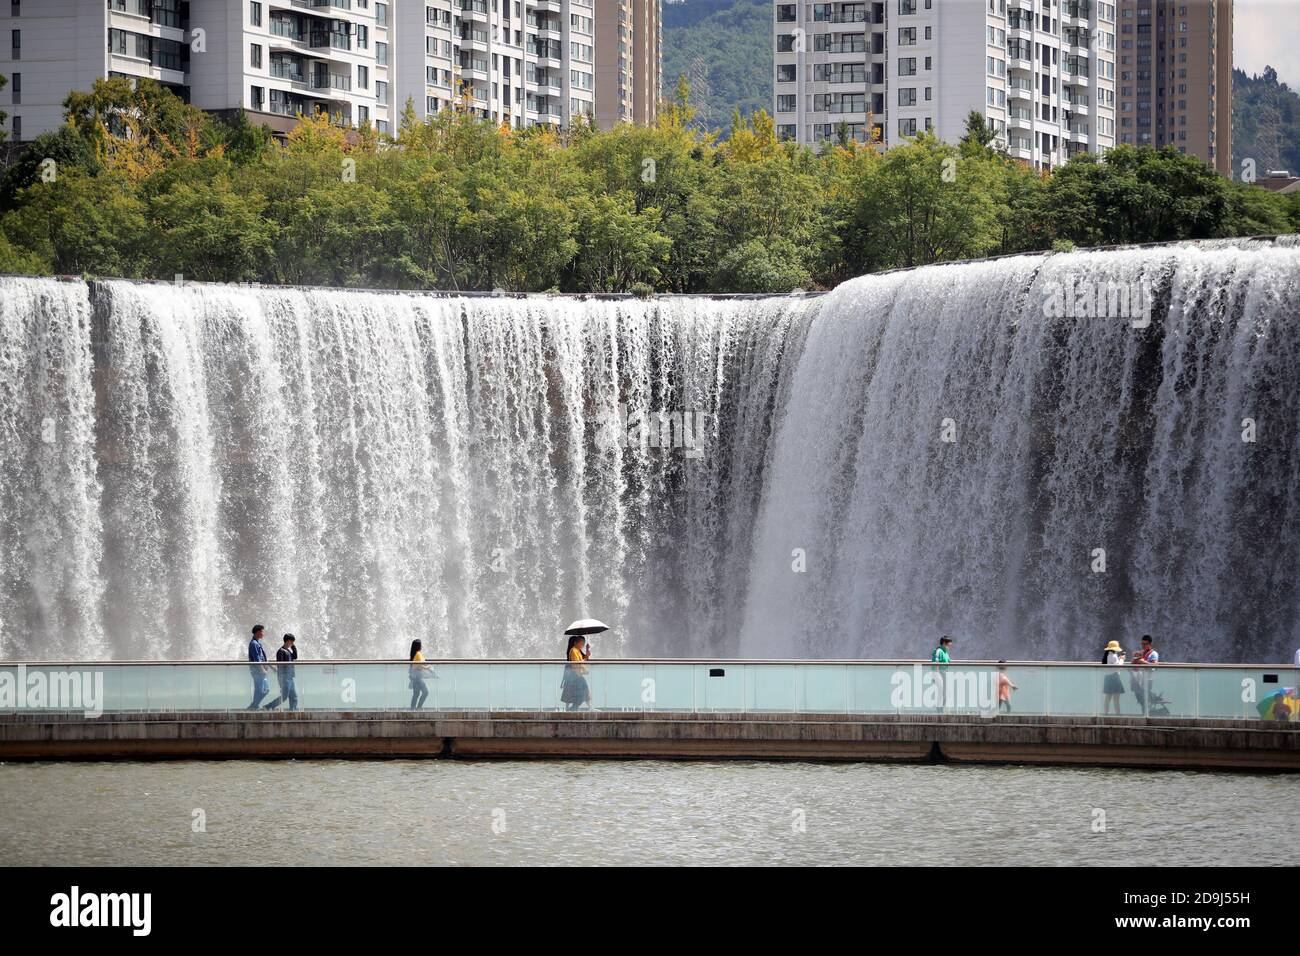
359,105 -> 369,125
357,24 -> 368,50
898,57 -> 916,76
358,64 -> 369,89
376,3 -> 388,27
924,56 -> 930,70
777,63 -> 797,82
250,2 -> 262,27
899,0 -> 915,12
898,87 -> 916,106
377,41 -> 387,65
777,93 -> 797,112
250,85 -> 264,110
12,114 -> 19,140
10,28 -> 18,60
8,71 -> 16,104
777,3 -> 796,20
250,43 -> 262,68
898,27 -> 916,45
898,117 -> 917,136
376,80 -> 388,104
777,33 -> 797,52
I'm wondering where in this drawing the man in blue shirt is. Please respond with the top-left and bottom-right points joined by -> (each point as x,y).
247,624 -> 270,710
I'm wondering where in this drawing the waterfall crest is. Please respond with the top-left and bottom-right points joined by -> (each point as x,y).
1,242 -> 1296,661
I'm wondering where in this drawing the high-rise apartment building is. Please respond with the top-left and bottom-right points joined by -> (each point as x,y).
594,0 -> 659,128
393,0 -> 595,129
1115,0 -> 1230,176
191,0 -> 393,136
773,0 -> 1118,171
1,0 -> 611,143
0,0 -> 190,143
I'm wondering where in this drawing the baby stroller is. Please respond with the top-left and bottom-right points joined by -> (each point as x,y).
1129,670 -> 1171,716
1145,689 -> 1172,717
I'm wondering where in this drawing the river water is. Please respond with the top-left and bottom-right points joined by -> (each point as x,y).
0,760 -> 1292,866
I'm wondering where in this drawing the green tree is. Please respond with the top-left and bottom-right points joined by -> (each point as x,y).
960,110 -> 998,152
874,133 -> 1001,268
0,127 -> 102,212
147,163 -> 278,281
1047,145 -> 1230,245
569,193 -> 671,292
0,171 -> 149,276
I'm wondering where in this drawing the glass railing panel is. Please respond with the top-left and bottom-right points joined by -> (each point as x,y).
749,663 -> 796,711
1130,665 -> 1195,718
992,664 -> 1047,715
798,664 -> 848,712
1041,664 -> 1098,716
697,663 -> 745,711
488,661 -> 545,711
2,662 -> 1297,719
849,663 -> 897,713
638,663 -> 695,711
1197,667 -> 1295,720
594,663 -> 648,711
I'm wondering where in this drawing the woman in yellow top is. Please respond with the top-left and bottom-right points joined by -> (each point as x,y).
560,635 -> 591,711
409,639 -> 432,710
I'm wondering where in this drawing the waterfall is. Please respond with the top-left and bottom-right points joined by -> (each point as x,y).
0,241 -> 1297,662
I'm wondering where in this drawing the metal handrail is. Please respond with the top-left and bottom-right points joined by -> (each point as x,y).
2,658 -> 1296,669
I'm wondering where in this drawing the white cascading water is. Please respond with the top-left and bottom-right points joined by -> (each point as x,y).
0,241 -> 1296,662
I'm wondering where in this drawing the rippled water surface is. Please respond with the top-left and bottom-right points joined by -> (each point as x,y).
0,760 -> 1294,865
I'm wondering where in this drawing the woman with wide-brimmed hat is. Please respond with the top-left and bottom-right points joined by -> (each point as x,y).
1101,640 -> 1126,715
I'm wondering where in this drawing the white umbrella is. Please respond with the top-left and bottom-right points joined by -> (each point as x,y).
564,618 -> 609,636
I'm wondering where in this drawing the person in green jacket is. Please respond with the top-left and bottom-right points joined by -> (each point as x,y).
931,636 -> 952,711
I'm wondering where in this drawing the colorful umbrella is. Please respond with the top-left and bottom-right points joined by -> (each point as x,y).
1257,687 -> 1298,720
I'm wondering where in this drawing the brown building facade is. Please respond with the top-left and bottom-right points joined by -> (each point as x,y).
595,0 -> 660,128
1116,0 -> 1232,176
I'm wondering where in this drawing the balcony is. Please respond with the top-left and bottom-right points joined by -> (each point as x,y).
527,42 -> 563,61
310,71 -> 351,91
1063,30 -> 1090,51
270,18 -> 307,43
309,29 -> 352,52
271,61 -> 307,84
1063,0 -> 1090,21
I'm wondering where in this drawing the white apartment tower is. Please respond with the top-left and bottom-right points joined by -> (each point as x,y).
190,0 -> 393,135
773,0 -> 1117,170
0,0 -> 190,143
392,0 -> 595,129
1,0 -> 600,143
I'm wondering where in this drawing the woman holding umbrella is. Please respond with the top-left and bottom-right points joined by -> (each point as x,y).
560,619 -> 606,711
